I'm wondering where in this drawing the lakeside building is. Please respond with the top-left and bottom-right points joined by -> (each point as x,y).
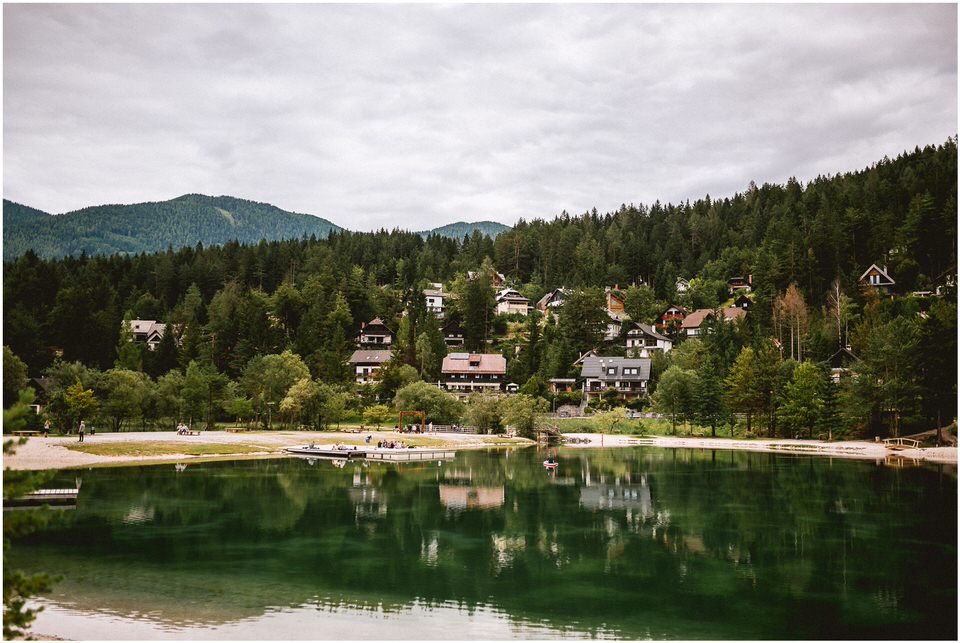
829,346 -> 859,383
728,276 -> 752,294
675,277 -> 690,293
423,283 -> 449,318
579,355 -> 651,402
624,323 -> 673,357
536,287 -> 568,312
441,353 -> 506,397
657,305 -> 688,336
349,349 -> 392,385
357,317 -> 395,347
126,319 -> 171,350
468,269 -> 507,287
681,307 -> 746,337
495,288 -> 530,315
604,287 -> 626,317
859,263 -> 896,295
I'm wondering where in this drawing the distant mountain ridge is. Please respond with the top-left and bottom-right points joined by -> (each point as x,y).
416,220 -> 511,240
2,194 -> 344,261
2,195 -> 513,260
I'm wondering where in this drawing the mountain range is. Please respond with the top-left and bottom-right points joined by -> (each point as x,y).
1,194 -> 511,261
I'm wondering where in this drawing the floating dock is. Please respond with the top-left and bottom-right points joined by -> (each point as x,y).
284,446 -> 455,461
8,488 -> 79,510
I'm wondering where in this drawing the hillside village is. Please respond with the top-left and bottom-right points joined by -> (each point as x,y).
3,140 -> 956,442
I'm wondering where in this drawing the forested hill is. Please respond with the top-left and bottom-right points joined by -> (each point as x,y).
417,221 -> 511,239
2,194 -> 343,261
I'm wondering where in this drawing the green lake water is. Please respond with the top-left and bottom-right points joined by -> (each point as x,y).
8,448 -> 957,639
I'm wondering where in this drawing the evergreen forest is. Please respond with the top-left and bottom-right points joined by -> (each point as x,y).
3,139 -> 956,441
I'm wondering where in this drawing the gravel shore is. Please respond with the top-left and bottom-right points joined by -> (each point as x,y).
3,430 -> 955,471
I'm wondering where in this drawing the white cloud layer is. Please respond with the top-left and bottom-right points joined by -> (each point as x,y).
3,4 -> 956,230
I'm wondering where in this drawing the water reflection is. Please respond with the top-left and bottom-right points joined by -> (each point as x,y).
9,449 -> 957,640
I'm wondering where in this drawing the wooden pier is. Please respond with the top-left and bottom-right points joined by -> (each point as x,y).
284,446 -> 455,461
8,488 -> 79,509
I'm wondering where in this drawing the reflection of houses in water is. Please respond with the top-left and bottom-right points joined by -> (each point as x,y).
348,468 -> 387,520
491,534 -> 526,574
438,485 -> 505,510
579,476 -> 653,519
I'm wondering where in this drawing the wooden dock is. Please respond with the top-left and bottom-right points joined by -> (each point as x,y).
8,488 -> 79,509
284,446 -> 455,461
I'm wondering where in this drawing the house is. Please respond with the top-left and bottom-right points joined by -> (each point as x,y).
675,277 -> 690,294
656,305 -> 688,336
624,323 -> 673,357
126,319 -> 170,351
467,269 -> 507,287
733,294 -> 752,310
441,353 -> 507,396
423,283 -> 448,318
681,307 -> 746,337
442,318 -> 465,348
349,350 -> 393,385
505,383 -> 520,394
605,287 -> 626,317
829,346 -> 859,383
859,264 -> 895,295
536,288 -> 568,312
357,317 -> 395,347
548,378 -> 577,394
604,312 -> 625,342
27,377 -> 53,415
579,355 -> 651,402
495,288 -> 530,316
728,276 -> 752,294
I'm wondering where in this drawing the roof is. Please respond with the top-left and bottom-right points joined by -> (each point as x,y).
829,347 -> 859,368
497,288 -> 529,303
423,289 -> 447,298
441,353 -> 506,375
348,350 -> 393,365
859,263 -> 895,285
682,307 -> 745,329
580,356 -> 651,381
626,322 -> 670,342
361,318 -> 393,333
128,319 -> 166,335
662,304 -> 689,315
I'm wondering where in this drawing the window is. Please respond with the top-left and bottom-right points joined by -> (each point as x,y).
623,367 -> 638,376
606,367 -> 617,376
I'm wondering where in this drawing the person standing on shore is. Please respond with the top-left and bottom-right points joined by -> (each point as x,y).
78,420 -> 85,442
43,419 -> 50,437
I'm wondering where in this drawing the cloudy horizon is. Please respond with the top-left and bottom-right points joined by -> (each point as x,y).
3,4 -> 956,230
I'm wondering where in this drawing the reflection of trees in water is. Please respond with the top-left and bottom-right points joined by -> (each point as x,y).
11,451 -> 957,639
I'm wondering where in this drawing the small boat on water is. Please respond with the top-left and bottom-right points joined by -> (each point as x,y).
543,460 -> 559,469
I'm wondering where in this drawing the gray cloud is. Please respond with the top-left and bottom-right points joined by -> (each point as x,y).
3,4 -> 956,230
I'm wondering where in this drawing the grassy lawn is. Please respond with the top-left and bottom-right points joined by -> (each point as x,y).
552,416 -> 749,438
64,441 -> 277,457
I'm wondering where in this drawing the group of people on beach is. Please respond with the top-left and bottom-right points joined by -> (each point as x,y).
175,422 -> 192,435
377,439 -> 407,449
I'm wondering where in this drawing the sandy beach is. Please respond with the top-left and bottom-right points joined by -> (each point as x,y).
3,429 -> 955,471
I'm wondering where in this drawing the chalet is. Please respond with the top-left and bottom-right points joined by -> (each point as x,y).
27,377 -> 53,414
681,307 -> 746,337
675,277 -> 690,293
423,283 -> 448,318
656,305 -> 688,336
357,317 -> 395,347
441,353 -> 507,396
126,319 -> 170,351
495,288 -> 530,316
605,287 -> 626,317
467,269 -> 507,287
536,288 -> 568,312
604,312 -> 625,342
579,355 -> 651,402
624,323 -> 673,357
548,378 -> 577,394
859,264 -> 895,295
728,276 -> 752,294
442,318 -> 465,348
733,294 -> 752,310
348,350 -> 392,385
829,346 -> 859,383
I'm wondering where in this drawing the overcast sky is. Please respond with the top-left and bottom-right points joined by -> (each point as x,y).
3,4 -> 957,231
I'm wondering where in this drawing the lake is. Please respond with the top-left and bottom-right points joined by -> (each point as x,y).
8,448 -> 957,639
